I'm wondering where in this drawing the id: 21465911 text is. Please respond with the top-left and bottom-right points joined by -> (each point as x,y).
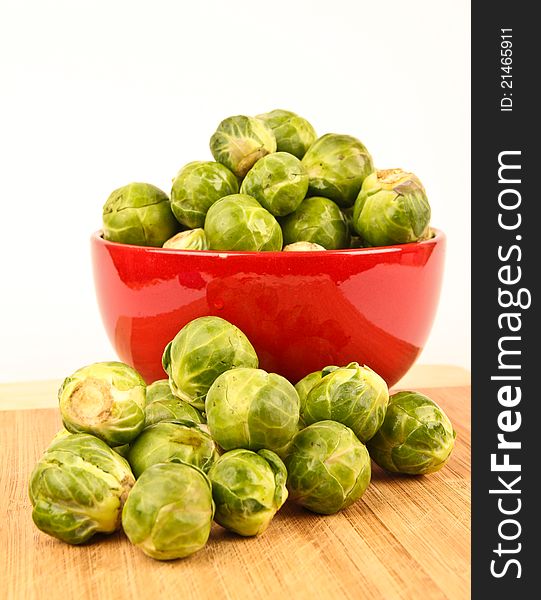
500,29 -> 513,112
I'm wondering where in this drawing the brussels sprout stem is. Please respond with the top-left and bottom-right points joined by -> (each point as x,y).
67,378 -> 113,425
377,169 -> 408,185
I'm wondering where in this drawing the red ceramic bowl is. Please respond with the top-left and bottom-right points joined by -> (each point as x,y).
91,230 -> 445,386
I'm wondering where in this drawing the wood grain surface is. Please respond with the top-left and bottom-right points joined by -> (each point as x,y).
0,386 -> 470,600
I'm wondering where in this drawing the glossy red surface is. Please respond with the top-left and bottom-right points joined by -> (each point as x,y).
91,231 -> 446,386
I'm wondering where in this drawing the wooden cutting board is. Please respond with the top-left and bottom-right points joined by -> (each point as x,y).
0,386 -> 470,600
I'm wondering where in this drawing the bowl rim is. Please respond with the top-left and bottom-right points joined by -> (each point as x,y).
91,227 -> 445,257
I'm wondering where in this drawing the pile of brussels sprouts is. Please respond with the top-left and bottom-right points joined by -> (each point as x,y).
101,110 -> 433,251
29,316 -> 455,561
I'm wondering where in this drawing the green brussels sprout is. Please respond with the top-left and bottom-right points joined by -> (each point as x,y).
122,462 -> 214,560
256,109 -> 317,159
145,379 -> 206,424
280,196 -> 350,249
145,379 -> 173,405
240,152 -> 308,217
289,366 -> 341,444
294,371 -> 323,411
301,134 -> 374,208
367,391 -> 456,475
210,115 -> 276,177
102,182 -> 178,247
58,362 -> 146,446
352,169 -> 432,247
283,241 -> 326,251
302,362 -> 389,443
162,228 -> 209,250
208,449 -> 288,536
204,194 -> 283,251
144,397 -> 203,428
127,420 -> 218,478
170,161 -> 239,228
28,433 -> 135,544
294,366 -> 340,410
206,367 -> 300,453
162,316 -> 258,411
285,420 -> 371,514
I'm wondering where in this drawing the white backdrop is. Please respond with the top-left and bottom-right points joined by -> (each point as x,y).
0,0 -> 470,382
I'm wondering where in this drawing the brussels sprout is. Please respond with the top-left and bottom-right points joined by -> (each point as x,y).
280,196 -> 349,250
367,391 -> 456,475
102,182 -> 178,247
204,194 -> 282,251
170,161 -> 239,228
144,397 -> 203,428
206,368 -> 300,453
28,433 -> 135,544
294,371 -> 323,412
283,241 -> 326,252
256,109 -> 317,159
352,169 -> 432,247
290,366 -> 341,444
208,449 -> 288,536
285,421 -> 370,514
302,362 -> 389,443
145,379 -> 173,405
210,115 -> 276,177
127,420 -> 218,478
240,152 -> 309,217
162,316 -> 258,410
122,462 -> 214,560
294,366 -> 340,409
145,379 -> 206,425
301,134 -> 374,208
58,362 -> 146,446
162,228 -> 209,250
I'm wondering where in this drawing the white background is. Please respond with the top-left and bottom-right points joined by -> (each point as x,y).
0,0 -> 470,382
